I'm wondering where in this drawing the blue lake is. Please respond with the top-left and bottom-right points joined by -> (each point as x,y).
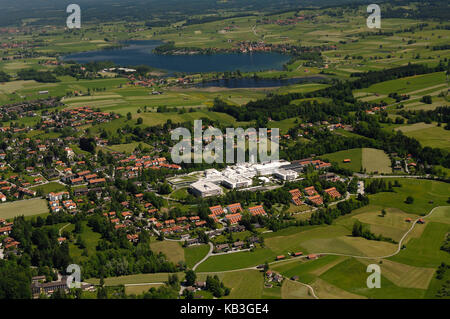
62,40 -> 292,74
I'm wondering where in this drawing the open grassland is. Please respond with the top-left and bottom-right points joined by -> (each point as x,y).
321,148 -> 391,173
271,255 -> 347,284
358,258 -> 435,290
427,206 -> 450,225
394,123 -> 450,151
362,148 -> 392,174
368,179 -> 450,215
281,280 -> 314,299
184,244 -> 211,269
389,222 -> 450,268
320,258 -> 426,299
221,270 -> 264,299
30,182 -> 67,195
125,284 -> 164,295
150,241 -> 185,264
310,278 -> 367,299
105,142 -> 152,153
86,272 -> 184,285
354,72 -> 447,95
320,148 -> 362,172
337,205 -> 420,242
0,198 -> 49,220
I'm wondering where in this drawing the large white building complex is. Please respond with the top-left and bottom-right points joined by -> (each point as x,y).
189,160 -> 299,197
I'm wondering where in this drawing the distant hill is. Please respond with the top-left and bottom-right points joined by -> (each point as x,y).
0,0 -> 375,27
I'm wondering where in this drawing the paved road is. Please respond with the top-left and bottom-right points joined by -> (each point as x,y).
192,242 -> 214,271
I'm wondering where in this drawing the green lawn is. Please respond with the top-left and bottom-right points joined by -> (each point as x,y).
150,241 -> 185,264
320,148 -> 363,173
86,272 -> 185,285
320,148 -> 391,173
0,198 -> 49,220
395,123 -> 450,151
320,258 -> 426,299
389,222 -> 450,268
368,179 -> 450,215
354,72 -> 447,95
184,244 -> 210,269
31,182 -> 67,195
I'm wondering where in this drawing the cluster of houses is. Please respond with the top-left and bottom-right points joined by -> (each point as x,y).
0,178 -> 37,202
115,155 -> 181,179
39,106 -> 119,129
0,218 -> 20,254
289,184 -> 342,207
208,203 -> 267,225
0,97 -> 62,121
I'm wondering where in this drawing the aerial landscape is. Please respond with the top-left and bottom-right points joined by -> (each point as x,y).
0,0 -> 449,305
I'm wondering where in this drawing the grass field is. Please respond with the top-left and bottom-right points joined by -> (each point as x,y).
368,179 -> 450,215
320,148 -> 363,172
362,148 -> 392,174
221,270 -> 264,299
310,278 -> 367,299
395,123 -> 450,151
30,182 -> 67,195
86,272 -> 184,285
320,148 -> 391,173
389,222 -> 450,268
184,244 -> 210,268
271,255 -> 347,284
125,284 -> 164,295
281,280 -> 314,299
340,205 -> 419,242
150,241 -> 185,264
0,198 -> 49,220
354,72 -> 447,95
358,258 -> 435,290
320,258 -> 427,299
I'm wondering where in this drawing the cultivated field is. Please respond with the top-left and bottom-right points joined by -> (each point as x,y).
395,123 -> 450,151
320,148 -> 391,173
0,198 -> 49,220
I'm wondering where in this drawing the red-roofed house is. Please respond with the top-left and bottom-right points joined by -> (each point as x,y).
248,205 -> 267,217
